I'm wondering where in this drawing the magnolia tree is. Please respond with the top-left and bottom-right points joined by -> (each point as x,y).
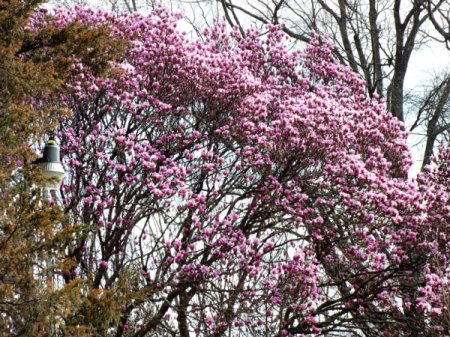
41,6 -> 449,337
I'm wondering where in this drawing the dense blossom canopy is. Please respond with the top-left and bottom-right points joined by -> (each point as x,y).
42,5 -> 450,337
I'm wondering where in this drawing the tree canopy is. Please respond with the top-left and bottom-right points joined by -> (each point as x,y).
36,5 -> 450,336
1,3 -> 449,336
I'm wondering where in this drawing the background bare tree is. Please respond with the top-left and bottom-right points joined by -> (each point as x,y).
427,0 -> 450,47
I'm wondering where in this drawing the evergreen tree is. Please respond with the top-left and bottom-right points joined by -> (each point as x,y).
0,2 -> 123,335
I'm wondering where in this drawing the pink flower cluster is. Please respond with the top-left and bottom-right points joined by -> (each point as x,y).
41,5 -> 450,336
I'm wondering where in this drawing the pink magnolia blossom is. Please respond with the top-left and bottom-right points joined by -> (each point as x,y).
40,5 -> 450,337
